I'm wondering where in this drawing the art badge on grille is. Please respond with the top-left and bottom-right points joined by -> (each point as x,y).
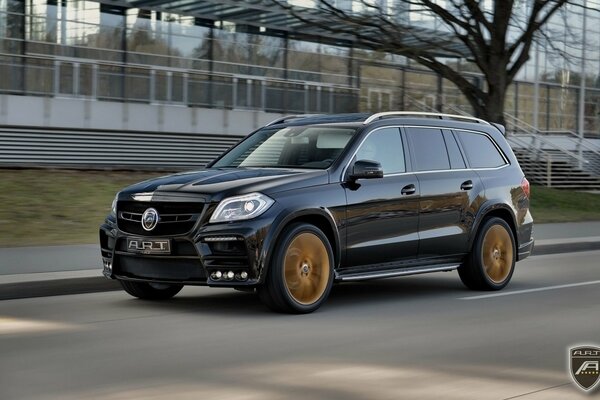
141,208 -> 159,231
569,345 -> 600,392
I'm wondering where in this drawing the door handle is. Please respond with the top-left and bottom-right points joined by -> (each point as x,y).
461,180 -> 473,191
401,184 -> 416,195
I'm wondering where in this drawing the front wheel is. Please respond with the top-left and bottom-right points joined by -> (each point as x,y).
458,217 -> 516,291
119,280 -> 183,300
258,223 -> 334,314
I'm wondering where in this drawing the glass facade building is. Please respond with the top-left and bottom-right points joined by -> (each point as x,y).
0,0 -> 599,136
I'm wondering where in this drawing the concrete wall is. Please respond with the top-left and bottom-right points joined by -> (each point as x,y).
0,94 -> 287,170
0,94 -> 284,136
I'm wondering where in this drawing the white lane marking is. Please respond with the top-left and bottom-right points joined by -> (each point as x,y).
459,280 -> 600,300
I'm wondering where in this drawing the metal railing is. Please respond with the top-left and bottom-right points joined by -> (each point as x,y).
0,53 -> 359,114
505,134 -> 556,187
403,94 -> 437,112
443,104 -> 473,117
503,112 -> 600,188
504,113 -> 600,173
539,129 -> 600,157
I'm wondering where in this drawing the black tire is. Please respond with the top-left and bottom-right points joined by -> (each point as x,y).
458,217 -> 516,291
119,280 -> 183,300
258,223 -> 334,314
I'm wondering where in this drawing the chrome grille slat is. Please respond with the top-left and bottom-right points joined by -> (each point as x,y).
117,201 -> 204,236
119,212 -> 194,223
120,212 -> 142,222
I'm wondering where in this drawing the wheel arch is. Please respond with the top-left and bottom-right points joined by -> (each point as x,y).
259,208 -> 341,283
470,202 -> 518,250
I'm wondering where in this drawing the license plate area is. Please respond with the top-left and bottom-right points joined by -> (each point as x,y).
126,238 -> 171,255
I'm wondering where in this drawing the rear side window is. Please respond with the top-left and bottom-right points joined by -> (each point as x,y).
456,131 -> 507,168
443,130 -> 466,169
356,127 -> 405,174
405,128 -> 450,171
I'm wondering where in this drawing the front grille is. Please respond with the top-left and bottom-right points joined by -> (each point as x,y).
117,201 -> 204,236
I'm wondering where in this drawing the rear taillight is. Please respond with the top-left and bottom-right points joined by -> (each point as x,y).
521,177 -> 530,199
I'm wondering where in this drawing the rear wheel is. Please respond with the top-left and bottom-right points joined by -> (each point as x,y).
458,217 -> 516,291
119,280 -> 183,300
258,223 -> 334,314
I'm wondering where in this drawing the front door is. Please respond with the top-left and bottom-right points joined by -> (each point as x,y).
343,127 -> 420,267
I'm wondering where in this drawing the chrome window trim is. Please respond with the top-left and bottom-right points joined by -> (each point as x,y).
453,128 -> 510,167
340,125 -> 509,181
381,164 -> 510,178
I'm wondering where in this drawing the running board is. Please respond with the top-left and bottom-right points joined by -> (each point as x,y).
336,264 -> 461,282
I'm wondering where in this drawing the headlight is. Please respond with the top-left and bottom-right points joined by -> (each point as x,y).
209,193 -> 274,223
110,193 -> 118,217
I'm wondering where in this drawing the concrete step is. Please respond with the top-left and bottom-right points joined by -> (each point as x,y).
513,148 -> 600,189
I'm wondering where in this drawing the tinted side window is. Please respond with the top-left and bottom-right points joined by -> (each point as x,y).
406,128 -> 450,171
443,130 -> 466,169
456,131 -> 506,168
356,127 -> 405,174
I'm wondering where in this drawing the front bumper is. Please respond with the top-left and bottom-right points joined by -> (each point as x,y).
517,238 -> 534,261
100,215 -> 272,288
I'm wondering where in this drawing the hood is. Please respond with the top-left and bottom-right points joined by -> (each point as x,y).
120,168 -> 329,201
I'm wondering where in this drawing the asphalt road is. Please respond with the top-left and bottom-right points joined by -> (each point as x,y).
1,251 -> 599,400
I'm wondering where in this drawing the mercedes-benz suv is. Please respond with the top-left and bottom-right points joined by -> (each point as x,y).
100,112 -> 534,313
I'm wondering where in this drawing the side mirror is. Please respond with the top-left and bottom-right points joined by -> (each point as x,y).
350,159 -> 384,180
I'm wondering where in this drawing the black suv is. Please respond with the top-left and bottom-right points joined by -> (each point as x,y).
100,112 -> 534,313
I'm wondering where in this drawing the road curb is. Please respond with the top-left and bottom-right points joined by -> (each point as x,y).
532,241 -> 600,256
0,277 -> 120,301
0,241 -> 598,300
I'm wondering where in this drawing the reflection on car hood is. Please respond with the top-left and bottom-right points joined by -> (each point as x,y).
120,168 -> 329,201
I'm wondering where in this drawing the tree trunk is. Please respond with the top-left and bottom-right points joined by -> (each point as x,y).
481,82 -> 507,125
454,77 -> 507,125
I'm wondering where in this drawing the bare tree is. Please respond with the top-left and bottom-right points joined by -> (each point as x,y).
272,0 -> 570,124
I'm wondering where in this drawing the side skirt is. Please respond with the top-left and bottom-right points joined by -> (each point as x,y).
335,263 -> 461,282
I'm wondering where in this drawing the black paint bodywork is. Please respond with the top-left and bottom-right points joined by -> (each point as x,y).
100,116 -> 534,288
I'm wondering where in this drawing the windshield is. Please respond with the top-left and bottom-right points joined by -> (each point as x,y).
211,126 -> 358,169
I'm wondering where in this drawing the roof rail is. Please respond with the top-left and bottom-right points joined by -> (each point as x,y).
363,111 -> 491,125
265,114 -> 324,126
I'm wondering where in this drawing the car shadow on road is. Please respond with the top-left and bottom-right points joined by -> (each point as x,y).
115,273 -> 468,316
329,274 -> 466,306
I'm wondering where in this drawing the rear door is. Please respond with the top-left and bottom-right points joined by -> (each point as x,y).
404,127 -> 483,258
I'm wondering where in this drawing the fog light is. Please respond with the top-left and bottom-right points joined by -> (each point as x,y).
210,270 -> 223,280
238,271 -> 248,281
225,271 -> 235,281
103,260 -> 112,271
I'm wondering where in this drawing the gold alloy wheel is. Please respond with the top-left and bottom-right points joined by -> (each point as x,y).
283,232 -> 330,305
482,225 -> 514,284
